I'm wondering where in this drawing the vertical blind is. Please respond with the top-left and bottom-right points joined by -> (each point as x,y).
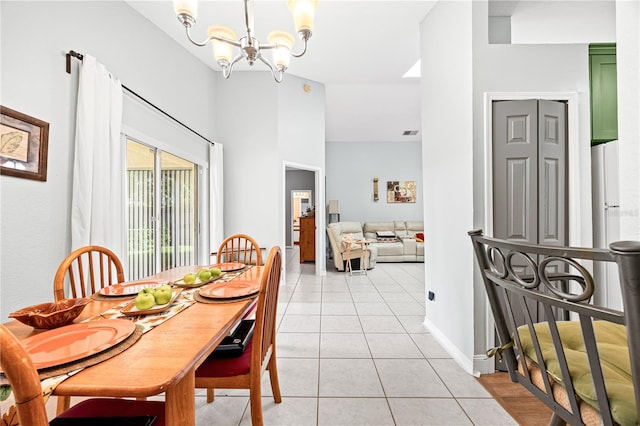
127,169 -> 195,280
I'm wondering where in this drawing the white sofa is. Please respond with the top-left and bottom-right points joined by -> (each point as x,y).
326,220 -> 424,271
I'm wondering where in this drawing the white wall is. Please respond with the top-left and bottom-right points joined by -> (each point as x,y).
325,84 -> 422,143
0,1 -> 216,317
213,72 -> 325,255
471,0 -> 594,371
212,72 -> 278,249
278,76 -> 326,266
616,0 -> 640,241
510,0 -> 616,44
325,141 -> 424,223
420,0 -> 604,373
420,0 -> 476,372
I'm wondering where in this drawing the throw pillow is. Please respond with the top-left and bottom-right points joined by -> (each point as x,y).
416,232 -> 424,241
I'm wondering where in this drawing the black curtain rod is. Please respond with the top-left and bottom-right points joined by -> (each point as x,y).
65,50 -> 214,146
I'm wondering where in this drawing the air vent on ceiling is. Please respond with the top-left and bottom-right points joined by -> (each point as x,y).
403,130 -> 419,136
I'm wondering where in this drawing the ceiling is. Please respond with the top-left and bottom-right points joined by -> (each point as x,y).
127,1 -> 437,84
125,0 -> 438,143
125,1 -> 525,143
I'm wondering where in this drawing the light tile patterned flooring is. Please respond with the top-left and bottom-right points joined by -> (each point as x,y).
49,247 -> 517,425
191,247 -> 516,425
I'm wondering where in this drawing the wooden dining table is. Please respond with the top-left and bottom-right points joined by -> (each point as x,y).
3,264 -> 264,426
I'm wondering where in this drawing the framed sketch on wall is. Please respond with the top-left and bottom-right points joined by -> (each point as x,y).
387,180 -> 416,203
1,106 -> 49,181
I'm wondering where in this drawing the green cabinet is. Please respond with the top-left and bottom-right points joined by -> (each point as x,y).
589,44 -> 618,145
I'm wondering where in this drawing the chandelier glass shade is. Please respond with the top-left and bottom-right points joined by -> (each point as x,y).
172,0 -> 318,82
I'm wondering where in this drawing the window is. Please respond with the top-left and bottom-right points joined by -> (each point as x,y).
126,138 -> 198,280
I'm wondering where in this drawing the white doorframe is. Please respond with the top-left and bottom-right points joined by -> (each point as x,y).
479,91 -> 584,374
282,161 -> 326,277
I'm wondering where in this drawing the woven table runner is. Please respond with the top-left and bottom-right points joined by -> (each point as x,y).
85,292 -> 196,334
171,267 -> 248,287
2,266 -> 256,423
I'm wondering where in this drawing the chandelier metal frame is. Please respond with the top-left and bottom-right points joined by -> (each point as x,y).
174,0 -> 315,82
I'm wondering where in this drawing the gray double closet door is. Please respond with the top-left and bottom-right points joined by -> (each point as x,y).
491,99 -> 568,369
493,99 -> 568,249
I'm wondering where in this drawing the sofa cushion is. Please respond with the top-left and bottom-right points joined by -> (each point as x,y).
374,241 -> 404,257
393,220 -> 408,237
340,222 -> 364,236
402,238 -> 417,255
363,222 -> 395,240
403,221 -> 423,238
327,222 -> 364,254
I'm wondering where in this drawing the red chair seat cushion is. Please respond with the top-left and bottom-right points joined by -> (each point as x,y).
55,398 -> 165,426
196,339 -> 253,378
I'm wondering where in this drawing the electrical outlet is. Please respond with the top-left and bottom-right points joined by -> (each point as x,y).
428,291 -> 435,301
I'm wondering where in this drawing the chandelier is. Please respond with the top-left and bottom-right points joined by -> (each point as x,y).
172,0 -> 318,82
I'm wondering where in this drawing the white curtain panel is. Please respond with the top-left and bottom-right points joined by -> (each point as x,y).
71,55 -> 124,261
209,143 -> 224,253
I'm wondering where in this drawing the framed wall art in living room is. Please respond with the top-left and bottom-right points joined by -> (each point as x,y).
387,180 -> 416,203
0,106 -> 49,181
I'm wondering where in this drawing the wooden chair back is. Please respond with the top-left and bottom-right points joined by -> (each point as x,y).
215,234 -> 263,266
252,245 -> 282,377
54,245 -> 125,301
195,246 -> 282,425
0,324 -> 49,426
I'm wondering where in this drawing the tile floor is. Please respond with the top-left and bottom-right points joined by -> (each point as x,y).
191,248 -> 516,425
48,247 -> 517,425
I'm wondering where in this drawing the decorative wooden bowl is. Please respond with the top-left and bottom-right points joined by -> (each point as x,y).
9,298 -> 92,329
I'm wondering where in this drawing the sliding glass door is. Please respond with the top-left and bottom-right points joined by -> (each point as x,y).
126,138 -> 198,280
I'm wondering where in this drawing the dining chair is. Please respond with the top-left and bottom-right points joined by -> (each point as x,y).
195,246 -> 283,426
0,324 -> 165,426
214,234 -> 263,266
53,245 -> 125,301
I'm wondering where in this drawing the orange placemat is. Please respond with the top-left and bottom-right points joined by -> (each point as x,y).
0,325 -> 144,385
193,291 -> 258,304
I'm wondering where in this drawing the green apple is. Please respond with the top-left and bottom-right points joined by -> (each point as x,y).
154,284 -> 173,305
197,268 -> 212,282
209,267 -> 221,278
135,288 -> 156,310
183,273 -> 196,285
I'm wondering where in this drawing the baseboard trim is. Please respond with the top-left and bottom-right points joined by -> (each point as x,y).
423,317 -> 477,377
473,355 -> 496,375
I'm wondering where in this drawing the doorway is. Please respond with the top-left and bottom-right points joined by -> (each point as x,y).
492,99 -> 568,358
483,92 -> 581,242
492,99 -> 568,248
479,92 -> 584,375
126,138 -> 199,280
283,163 -> 325,277
291,190 -> 313,246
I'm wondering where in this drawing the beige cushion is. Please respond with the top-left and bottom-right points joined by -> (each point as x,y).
404,221 -> 423,237
363,222 -> 394,239
518,321 -> 636,425
393,221 -> 408,237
